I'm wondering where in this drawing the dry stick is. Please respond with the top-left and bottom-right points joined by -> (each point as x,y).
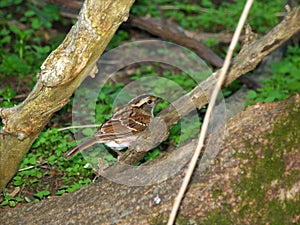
167,0 -> 254,224
58,124 -> 102,131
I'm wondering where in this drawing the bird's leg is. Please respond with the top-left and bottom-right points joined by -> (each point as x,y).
95,157 -> 110,176
115,150 -> 123,161
110,149 -> 123,160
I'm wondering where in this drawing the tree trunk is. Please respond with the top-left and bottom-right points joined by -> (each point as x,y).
1,93 -> 299,224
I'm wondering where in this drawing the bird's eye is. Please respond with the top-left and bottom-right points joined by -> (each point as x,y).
147,99 -> 153,104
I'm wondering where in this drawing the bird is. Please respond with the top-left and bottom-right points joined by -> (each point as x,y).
64,94 -> 161,159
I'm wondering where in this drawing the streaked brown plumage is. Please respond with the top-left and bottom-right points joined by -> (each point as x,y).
64,94 -> 161,159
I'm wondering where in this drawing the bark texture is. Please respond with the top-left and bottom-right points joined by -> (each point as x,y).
1,93 -> 299,224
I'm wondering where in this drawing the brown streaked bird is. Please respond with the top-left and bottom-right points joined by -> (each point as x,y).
64,94 -> 161,159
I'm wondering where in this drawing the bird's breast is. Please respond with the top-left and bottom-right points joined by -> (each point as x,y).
105,136 -> 137,150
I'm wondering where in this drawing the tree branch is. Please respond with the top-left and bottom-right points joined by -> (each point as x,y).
116,6 -> 300,165
0,0 -> 135,191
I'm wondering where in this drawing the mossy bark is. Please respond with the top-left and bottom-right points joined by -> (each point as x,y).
1,93 -> 299,225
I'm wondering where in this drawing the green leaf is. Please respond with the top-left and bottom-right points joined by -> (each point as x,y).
13,176 -> 23,186
246,90 -> 257,100
24,196 -> 31,203
35,171 -> 43,179
48,155 -> 56,165
8,25 -> 21,35
56,189 -> 66,195
34,190 -> 50,199
1,200 -> 9,206
67,183 -> 82,193
0,0 -> 22,8
24,10 -> 35,17
28,156 -> 36,165
9,200 -> 16,207
31,18 -> 42,29
15,196 -> 23,202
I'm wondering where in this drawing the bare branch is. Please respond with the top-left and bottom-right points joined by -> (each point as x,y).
119,6 -> 300,164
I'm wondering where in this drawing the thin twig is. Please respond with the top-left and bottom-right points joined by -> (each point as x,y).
17,161 -> 48,172
57,124 -> 102,131
18,165 -> 36,172
167,0 -> 254,224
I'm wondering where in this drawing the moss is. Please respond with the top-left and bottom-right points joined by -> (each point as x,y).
236,102 -> 300,224
149,214 -> 165,225
202,209 -> 233,225
204,99 -> 300,224
149,214 -> 200,225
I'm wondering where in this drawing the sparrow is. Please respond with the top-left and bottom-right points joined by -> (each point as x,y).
64,94 -> 161,159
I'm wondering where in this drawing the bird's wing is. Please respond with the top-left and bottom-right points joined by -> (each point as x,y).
100,119 -> 134,134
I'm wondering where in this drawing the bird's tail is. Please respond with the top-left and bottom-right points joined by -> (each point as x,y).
64,137 -> 98,159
